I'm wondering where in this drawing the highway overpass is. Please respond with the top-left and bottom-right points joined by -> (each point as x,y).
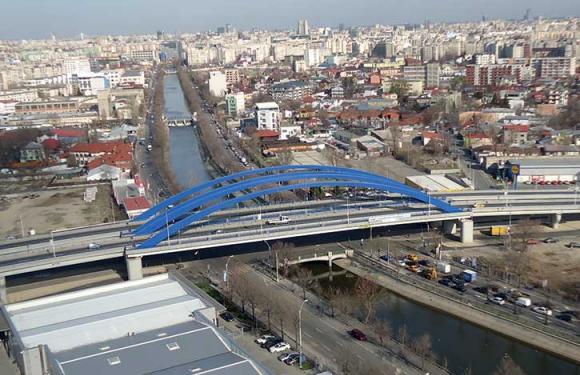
0,165 -> 579,299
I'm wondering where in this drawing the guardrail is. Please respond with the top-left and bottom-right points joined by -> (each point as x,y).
353,251 -> 580,347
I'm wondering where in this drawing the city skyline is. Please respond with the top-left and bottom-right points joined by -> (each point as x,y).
1,0 -> 579,40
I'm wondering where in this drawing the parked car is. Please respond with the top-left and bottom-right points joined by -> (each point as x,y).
567,242 -> 580,248
543,237 -> 559,244
526,238 -> 539,245
284,353 -> 301,366
219,311 -> 235,322
269,342 -> 291,353
438,279 -> 452,287
531,306 -> 553,316
489,296 -> 505,306
255,334 -> 276,345
87,243 -> 101,250
379,255 -> 391,262
278,352 -> 298,362
555,313 -> 573,322
515,297 -> 532,307
348,329 -> 367,341
261,338 -> 283,349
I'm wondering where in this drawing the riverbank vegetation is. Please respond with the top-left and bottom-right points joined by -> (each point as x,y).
151,68 -> 180,193
176,65 -> 244,175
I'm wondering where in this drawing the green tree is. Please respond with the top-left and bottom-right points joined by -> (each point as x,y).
389,80 -> 410,98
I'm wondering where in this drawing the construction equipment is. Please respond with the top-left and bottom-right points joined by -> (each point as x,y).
407,263 -> 420,273
422,267 -> 438,280
406,254 -> 419,262
490,226 -> 509,236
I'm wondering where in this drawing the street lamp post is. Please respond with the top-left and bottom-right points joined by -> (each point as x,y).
264,240 -> 279,282
225,255 -> 234,291
165,211 -> 171,246
50,231 -> 56,257
298,299 -> 308,369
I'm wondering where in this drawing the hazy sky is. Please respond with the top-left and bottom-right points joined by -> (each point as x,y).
1,0 -> 578,40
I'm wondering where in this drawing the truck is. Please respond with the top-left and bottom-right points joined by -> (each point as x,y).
436,262 -> 451,274
462,270 -> 477,283
266,215 -> 291,225
490,226 -> 509,236
515,297 -> 532,307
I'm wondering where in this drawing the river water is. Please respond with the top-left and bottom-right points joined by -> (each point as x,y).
163,73 -> 211,188
297,263 -> 579,375
162,72 -> 578,375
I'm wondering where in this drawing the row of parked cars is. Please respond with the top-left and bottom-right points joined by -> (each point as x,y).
255,334 -> 299,365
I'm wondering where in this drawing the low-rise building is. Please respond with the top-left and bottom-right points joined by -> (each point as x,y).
255,102 -> 280,131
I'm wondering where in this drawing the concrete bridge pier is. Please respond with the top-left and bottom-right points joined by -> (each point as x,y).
328,252 -> 333,282
443,220 -> 457,235
460,219 -> 474,243
0,276 -> 6,303
126,255 -> 143,281
551,213 -> 562,229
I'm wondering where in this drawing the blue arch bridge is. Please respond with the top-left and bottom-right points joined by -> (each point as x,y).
129,165 -> 467,249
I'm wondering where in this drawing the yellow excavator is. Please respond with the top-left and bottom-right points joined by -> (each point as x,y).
422,267 -> 438,280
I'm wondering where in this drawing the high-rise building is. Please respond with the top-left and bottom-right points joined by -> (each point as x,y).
255,102 -> 280,131
226,92 -> 245,116
297,19 -> 310,36
208,71 -> 227,97
426,63 -> 440,88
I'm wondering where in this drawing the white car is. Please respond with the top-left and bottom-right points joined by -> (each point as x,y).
87,243 -> 101,250
255,335 -> 276,345
269,342 -> 291,353
489,297 -> 505,306
278,352 -> 299,362
532,306 -> 553,316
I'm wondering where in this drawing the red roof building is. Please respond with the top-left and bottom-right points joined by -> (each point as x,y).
70,142 -> 132,168
254,130 -> 280,141
123,196 -> 151,219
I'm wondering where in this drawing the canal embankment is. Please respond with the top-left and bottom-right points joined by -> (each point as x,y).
334,255 -> 580,366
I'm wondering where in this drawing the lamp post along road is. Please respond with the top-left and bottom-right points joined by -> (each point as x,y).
298,299 -> 308,369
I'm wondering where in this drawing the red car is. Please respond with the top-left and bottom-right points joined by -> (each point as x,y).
348,329 -> 368,341
526,238 -> 539,245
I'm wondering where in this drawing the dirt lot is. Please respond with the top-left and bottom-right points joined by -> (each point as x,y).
0,182 -> 124,239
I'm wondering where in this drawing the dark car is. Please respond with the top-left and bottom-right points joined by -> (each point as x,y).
418,259 -> 430,266
543,237 -> 559,244
438,279 -> 452,287
473,286 -> 489,295
379,255 -> 391,262
494,292 -> 509,300
261,338 -> 283,349
219,311 -> 235,322
555,313 -> 573,322
348,329 -> 368,341
283,353 -> 300,366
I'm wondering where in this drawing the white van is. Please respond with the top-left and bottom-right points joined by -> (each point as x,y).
515,297 -> 532,307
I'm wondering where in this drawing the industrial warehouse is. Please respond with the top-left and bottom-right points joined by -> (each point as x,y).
0,273 -> 265,375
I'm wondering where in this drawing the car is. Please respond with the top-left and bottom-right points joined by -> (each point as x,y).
473,286 -> 489,295
278,352 -> 298,362
348,329 -> 367,341
418,259 -> 430,266
531,306 -> 553,316
489,296 -> 505,305
87,243 -> 101,250
284,353 -> 301,366
555,313 -> 573,322
269,342 -> 291,353
543,237 -> 559,243
256,334 -> 277,345
526,238 -> 539,245
261,338 -> 283,349
567,242 -> 580,248
438,279 -> 452,287
379,255 -> 391,262
219,311 -> 235,322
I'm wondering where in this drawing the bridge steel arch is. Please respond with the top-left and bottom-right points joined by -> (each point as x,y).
134,169 -> 461,237
135,165 -> 413,222
136,179 -> 462,249
134,171 -> 412,236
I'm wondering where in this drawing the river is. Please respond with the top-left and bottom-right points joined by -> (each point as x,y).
163,73 -> 211,188
296,263 -> 579,375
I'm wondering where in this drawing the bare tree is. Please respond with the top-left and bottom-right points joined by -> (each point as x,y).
292,266 -> 313,300
493,355 -> 526,375
412,333 -> 433,369
354,277 -> 384,323
370,317 -> 392,347
397,324 -> 409,349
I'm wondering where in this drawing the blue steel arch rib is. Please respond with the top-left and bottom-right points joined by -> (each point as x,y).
136,165 -> 342,221
133,171 -> 403,236
137,180 -> 462,249
135,165 -> 410,222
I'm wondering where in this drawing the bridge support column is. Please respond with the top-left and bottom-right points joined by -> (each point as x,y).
443,220 -> 457,235
460,220 -> 474,244
126,256 -> 143,281
0,276 -> 6,303
551,213 -> 562,229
